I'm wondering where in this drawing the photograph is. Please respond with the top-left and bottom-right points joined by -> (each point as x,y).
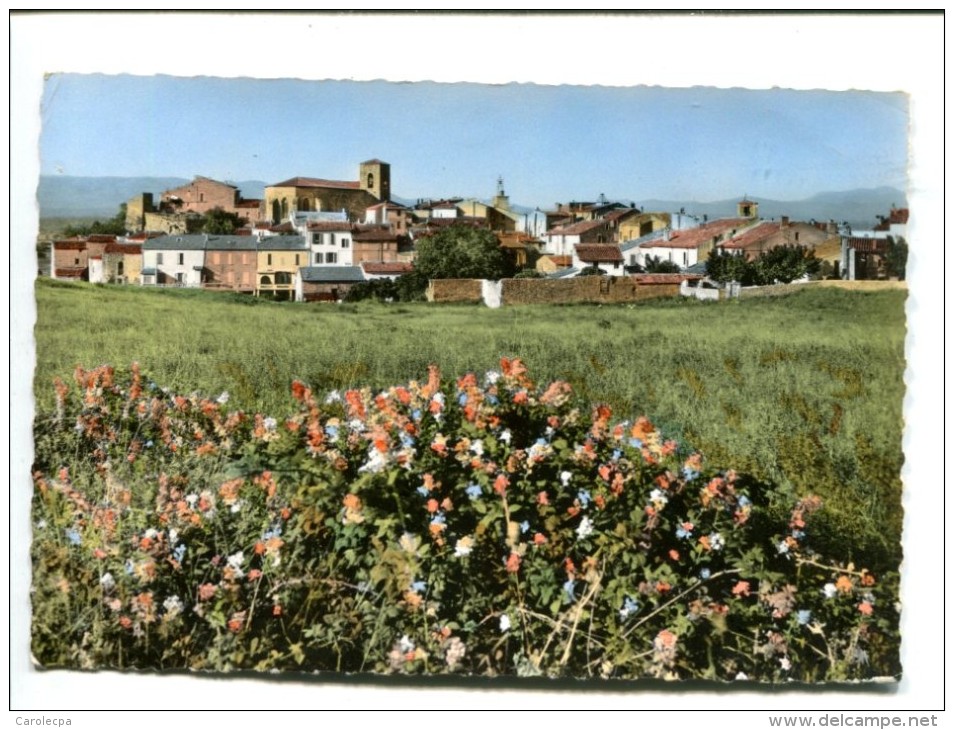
11,10 -> 944,718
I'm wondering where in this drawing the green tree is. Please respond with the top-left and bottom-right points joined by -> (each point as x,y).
414,225 -> 512,280
643,255 -> 682,274
705,248 -> 755,284
883,236 -> 907,280
394,269 -> 429,301
201,207 -> 243,235
754,245 -> 821,284
63,203 -> 127,237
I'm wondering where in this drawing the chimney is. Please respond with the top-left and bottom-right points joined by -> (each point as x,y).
663,228 -> 671,242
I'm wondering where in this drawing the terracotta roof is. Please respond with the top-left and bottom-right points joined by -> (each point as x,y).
269,176 -> 361,190
55,267 -> 86,278
361,262 -> 413,275
308,221 -> 354,232
719,221 -> 781,250
546,255 -> 573,267
575,244 -> 623,263
366,200 -> 408,211
890,208 -> 909,224
270,222 -> 296,233
641,218 -> 752,250
87,234 -> 117,243
235,199 -> 262,208
53,240 -> 87,251
104,243 -> 142,254
846,237 -> 889,253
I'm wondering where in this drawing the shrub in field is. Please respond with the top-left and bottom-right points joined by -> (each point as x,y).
31,361 -> 900,680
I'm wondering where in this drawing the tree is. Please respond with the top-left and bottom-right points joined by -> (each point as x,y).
414,224 -> 512,281
63,203 -> 128,237
754,245 -> 821,284
201,207 -> 243,235
643,255 -> 681,274
394,269 -> 429,301
577,266 -> 605,277
883,236 -> 908,280
705,248 -> 755,284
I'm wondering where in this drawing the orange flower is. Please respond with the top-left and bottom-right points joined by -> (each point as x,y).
732,581 -> 751,597
493,474 -> 509,496
835,575 -> 854,594
656,581 -> 671,594
698,535 -> 711,551
254,541 -> 266,555
198,583 -> 217,601
119,615 -> 133,630
248,569 -> 263,581
343,493 -> 362,511
533,532 -> 548,545
861,572 -> 876,587
505,552 -> 521,573
513,390 -> 529,405
227,612 -> 246,633
426,498 -> 440,513
537,490 -> 549,506
858,601 -> 874,616
669,549 -> 680,561
272,604 -> 283,617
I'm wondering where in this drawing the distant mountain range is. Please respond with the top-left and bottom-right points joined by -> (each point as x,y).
36,176 -> 905,230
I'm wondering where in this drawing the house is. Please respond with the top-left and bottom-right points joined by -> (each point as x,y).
102,242 -> 143,284
840,236 -> 890,280
264,160 -> 390,223
619,229 -> 668,270
257,236 -> 309,300
361,261 -> 414,280
295,265 -> 366,302
141,234 -> 208,287
203,235 -> 260,293
351,227 -> 408,264
542,218 -> 616,257
308,221 -> 354,266
717,217 -> 836,260
535,254 -> 573,274
636,218 -> 757,270
51,238 -> 89,280
498,231 -> 544,269
617,212 -> 671,242
161,176 -> 264,223
364,200 -> 412,234
572,244 -> 624,274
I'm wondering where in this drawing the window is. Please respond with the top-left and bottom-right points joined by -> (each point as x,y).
267,254 -> 272,266
260,275 -> 272,286
275,272 -> 291,285
367,172 -> 374,189
341,238 -> 350,249
74,257 -> 80,265
178,253 -> 184,265
314,252 -> 323,264
295,254 -> 300,265
176,272 -> 184,284
795,232 -> 800,242
629,255 -> 636,266
683,252 -> 688,266
118,261 -> 124,276
312,233 -> 323,245
157,253 -> 164,265
326,252 -> 338,264
200,193 -> 205,203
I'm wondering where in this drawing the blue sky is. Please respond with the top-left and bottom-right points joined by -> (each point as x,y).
39,74 -> 908,207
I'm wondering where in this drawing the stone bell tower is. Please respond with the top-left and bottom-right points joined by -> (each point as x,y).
359,159 -> 391,201
737,196 -> 759,219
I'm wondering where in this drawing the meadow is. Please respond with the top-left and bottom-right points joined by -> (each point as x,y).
33,279 -> 907,571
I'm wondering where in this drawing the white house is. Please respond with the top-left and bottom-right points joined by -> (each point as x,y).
141,234 -> 208,287
572,244 -> 624,274
307,221 -> 354,266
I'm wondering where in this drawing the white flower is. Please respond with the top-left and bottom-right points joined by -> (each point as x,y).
163,595 -> 183,616
469,440 -> 484,456
230,499 -> 245,514
263,417 -> 277,431
576,516 -> 595,540
735,672 -> 749,680
484,370 -> 501,386
35,520 -> 47,530
560,470 -> 572,487
823,583 -> 838,599
144,528 -> 158,539
216,391 -> 230,405
185,494 -> 198,508
227,551 -> 245,578
399,635 -> 415,653
709,532 -> 724,551
777,540 -> 790,555
454,537 -> 474,557
779,656 -> 792,671
99,572 -> 116,592
359,447 -> 389,474
325,390 -> 342,404
499,614 -> 511,632
499,429 -> 512,445
168,528 -> 179,545
649,488 -> 669,506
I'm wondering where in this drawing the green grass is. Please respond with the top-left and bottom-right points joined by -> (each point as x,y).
33,279 -> 907,570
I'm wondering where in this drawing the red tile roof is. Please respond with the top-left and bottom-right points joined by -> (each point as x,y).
308,221 -> 354,232
104,243 -> 142,254
53,240 -> 87,251
269,176 -> 360,190
641,218 -> 753,250
235,199 -> 262,208
86,234 -> 117,243
846,237 -> 889,253
575,244 -> 623,263
361,262 -> 413,275
719,221 -> 781,250
353,230 -> 400,242
890,208 -> 909,225
546,255 -> 573,267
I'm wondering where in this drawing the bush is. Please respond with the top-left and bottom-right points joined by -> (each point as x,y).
30,362 -> 900,680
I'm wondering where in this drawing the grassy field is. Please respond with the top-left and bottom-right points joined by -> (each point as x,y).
32,278 -> 907,570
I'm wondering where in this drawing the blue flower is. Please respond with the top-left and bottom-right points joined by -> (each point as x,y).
519,520 -> 530,534
682,466 -> 700,481
676,524 -> 693,539
400,432 -> 416,449
458,392 -> 469,406
145,440 -> 154,448
563,579 -> 577,603
700,568 -> 711,580
324,425 -> 340,440
430,513 -> 446,526
412,409 -> 422,421
65,528 -> 82,546
486,394 -> 499,406
465,483 -> 483,500
738,495 -> 752,508
577,490 -> 592,508
173,544 -> 186,563
629,437 -> 643,449
791,530 -> 805,540
416,486 -> 429,497
411,580 -> 427,593
619,596 -> 640,620
612,449 -> 623,462
796,609 -> 812,625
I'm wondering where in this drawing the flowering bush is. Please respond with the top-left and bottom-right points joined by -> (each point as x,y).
31,361 -> 900,681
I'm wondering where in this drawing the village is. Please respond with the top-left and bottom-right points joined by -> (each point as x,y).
46,158 -> 909,304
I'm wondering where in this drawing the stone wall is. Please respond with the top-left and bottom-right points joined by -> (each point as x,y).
427,276 -> 681,305
143,212 -> 191,235
426,279 -> 483,303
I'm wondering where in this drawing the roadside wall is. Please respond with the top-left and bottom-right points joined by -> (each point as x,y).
428,276 -> 681,305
